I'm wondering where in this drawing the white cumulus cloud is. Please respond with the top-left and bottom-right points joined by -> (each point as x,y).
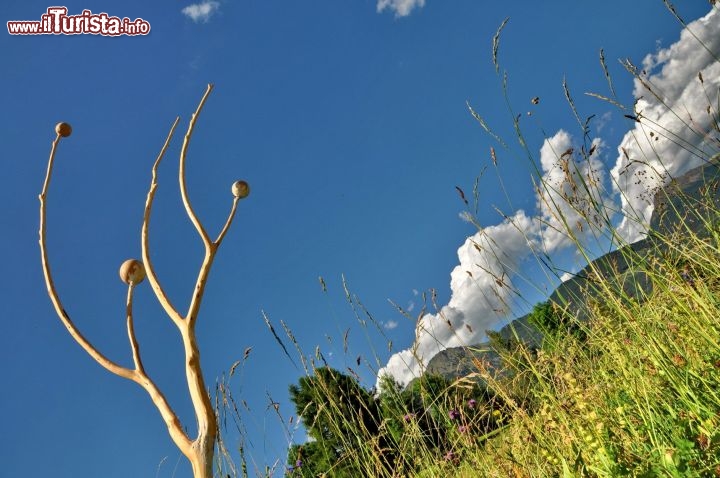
379,210 -> 542,387
378,130 -> 614,388
611,6 -> 720,242
377,0 -> 426,17
182,1 -> 220,23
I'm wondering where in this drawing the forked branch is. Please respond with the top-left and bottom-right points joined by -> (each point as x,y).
39,86 -> 250,478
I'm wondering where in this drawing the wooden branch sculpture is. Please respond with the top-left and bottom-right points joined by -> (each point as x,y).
38,84 -> 247,478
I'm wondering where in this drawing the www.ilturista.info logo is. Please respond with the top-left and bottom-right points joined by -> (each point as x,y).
7,7 -> 150,36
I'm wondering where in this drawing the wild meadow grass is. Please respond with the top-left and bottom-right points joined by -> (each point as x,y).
218,217 -> 720,477
478,230 -> 720,477
214,4 -> 720,476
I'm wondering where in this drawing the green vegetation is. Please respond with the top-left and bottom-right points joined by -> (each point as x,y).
285,369 -> 502,477
527,300 -> 586,345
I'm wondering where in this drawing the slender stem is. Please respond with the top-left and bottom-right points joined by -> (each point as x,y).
125,283 -> 145,374
179,83 -> 214,247
215,197 -> 240,245
39,133 -> 135,381
143,117 -> 185,327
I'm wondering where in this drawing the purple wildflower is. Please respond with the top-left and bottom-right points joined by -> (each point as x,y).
458,425 -> 468,434
449,409 -> 460,420
403,413 -> 415,423
467,399 -> 477,409
681,266 -> 696,288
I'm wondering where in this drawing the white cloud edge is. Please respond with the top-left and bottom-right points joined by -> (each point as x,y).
377,0 -> 426,17
181,1 -> 220,23
383,320 -> 400,330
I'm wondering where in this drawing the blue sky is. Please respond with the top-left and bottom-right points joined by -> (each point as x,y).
2,1 -> 718,477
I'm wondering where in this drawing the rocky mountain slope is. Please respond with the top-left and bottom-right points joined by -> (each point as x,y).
425,155 -> 720,383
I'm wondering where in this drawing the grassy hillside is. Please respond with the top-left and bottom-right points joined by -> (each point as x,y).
427,155 -> 720,387
275,173 -> 720,477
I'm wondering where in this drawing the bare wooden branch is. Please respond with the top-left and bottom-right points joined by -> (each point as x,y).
133,371 -> 194,457
215,197 -> 240,245
142,117 -> 184,327
179,83 -> 214,247
39,132 -> 135,382
182,325 -> 217,477
186,247 -> 217,327
125,283 -> 145,374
